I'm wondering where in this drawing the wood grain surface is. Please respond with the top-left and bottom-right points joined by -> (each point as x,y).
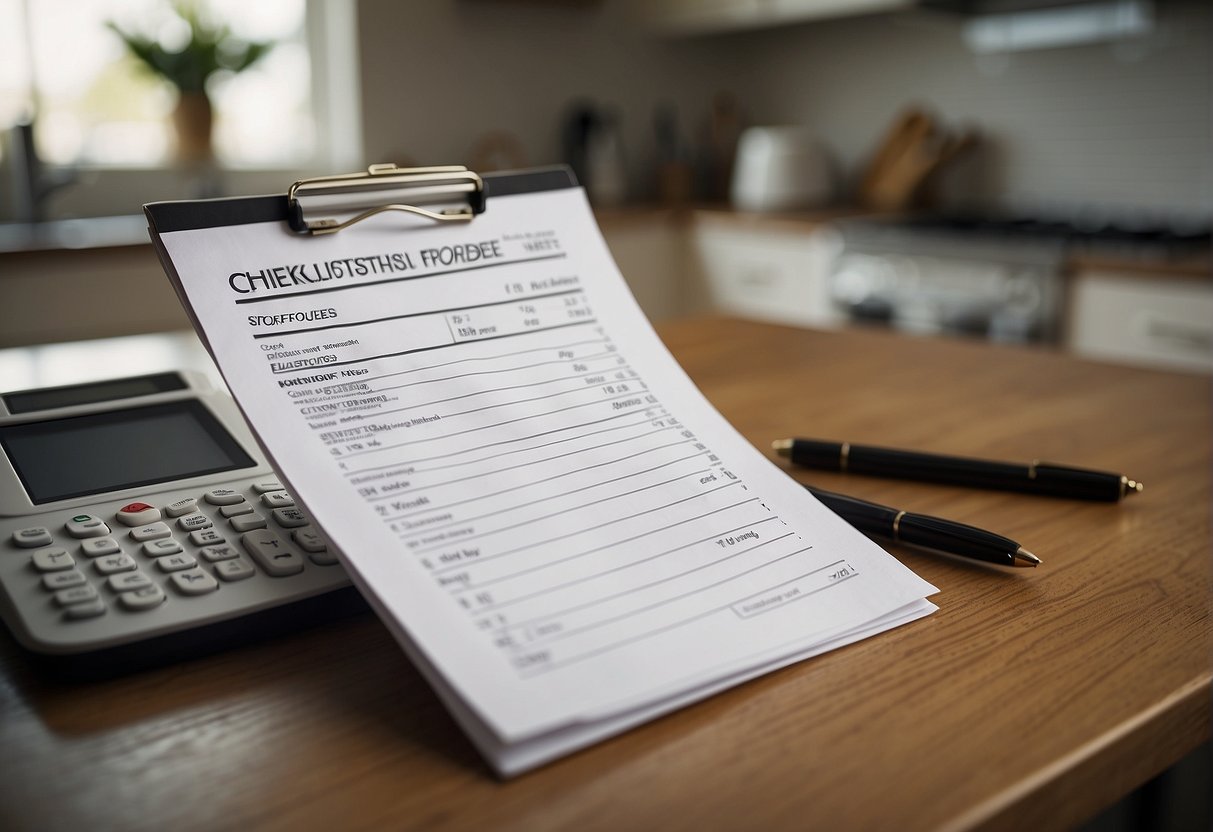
1,318 -> 1208,832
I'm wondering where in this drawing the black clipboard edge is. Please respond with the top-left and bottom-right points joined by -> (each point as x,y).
144,165 -> 577,234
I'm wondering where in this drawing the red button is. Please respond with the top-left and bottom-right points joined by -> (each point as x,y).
115,502 -> 163,527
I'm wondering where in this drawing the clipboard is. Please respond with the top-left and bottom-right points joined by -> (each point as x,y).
145,164 -> 577,237
143,165 -> 937,778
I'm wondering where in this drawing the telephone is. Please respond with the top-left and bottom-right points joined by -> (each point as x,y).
0,371 -> 361,676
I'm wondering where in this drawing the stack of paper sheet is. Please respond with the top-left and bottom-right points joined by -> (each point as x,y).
147,171 -> 936,776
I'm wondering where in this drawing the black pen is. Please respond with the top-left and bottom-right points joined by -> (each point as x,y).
805,485 -> 1041,568
774,438 -> 1143,502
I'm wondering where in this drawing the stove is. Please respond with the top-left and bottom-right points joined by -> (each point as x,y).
826,214 -> 1212,344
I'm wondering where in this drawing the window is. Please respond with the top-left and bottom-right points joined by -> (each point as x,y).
0,0 -> 358,172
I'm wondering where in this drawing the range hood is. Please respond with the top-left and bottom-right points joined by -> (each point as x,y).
923,0 -> 1134,12
922,0 -> 1153,52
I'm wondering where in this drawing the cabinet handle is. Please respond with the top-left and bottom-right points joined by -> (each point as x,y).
739,267 -> 777,288
1140,316 -> 1213,352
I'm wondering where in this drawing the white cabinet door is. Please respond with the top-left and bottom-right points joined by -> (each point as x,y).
600,218 -> 693,322
1067,271 -> 1213,373
690,224 -> 843,328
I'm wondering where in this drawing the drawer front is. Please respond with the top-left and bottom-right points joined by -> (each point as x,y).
692,227 -> 841,327
1068,274 -> 1213,373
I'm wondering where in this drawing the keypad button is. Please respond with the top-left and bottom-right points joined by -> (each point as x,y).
32,547 -> 75,572
190,528 -> 225,546
241,529 -> 304,577
143,539 -> 184,557
108,571 -> 153,592
292,528 -> 327,553
120,584 -> 166,611
13,527 -> 53,548
130,522 -> 171,542
230,513 -> 267,532
43,569 -> 87,591
220,502 -> 254,518
177,513 -> 213,532
261,491 -> 295,509
116,502 -> 161,527
200,543 -> 241,562
203,488 -> 244,506
169,568 -> 219,596
309,550 -> 339,566
55,585 -> 99,606
63,596 -> 107,619
157,553 -> 199,573
94,553 -> 137,575
251,480 -> 283,494
165,497 -> 199,517
81,536 -> 121,557
272,507 -> 308,528
65,514 -> 111,539
214,557 -> 255,582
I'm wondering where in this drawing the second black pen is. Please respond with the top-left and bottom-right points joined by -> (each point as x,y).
804,484 -> 1041,568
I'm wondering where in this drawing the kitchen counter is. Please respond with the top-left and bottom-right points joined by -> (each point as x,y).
0,214 -> 149,254
4,207 -> 1206,279
1065,251 -> 1212,281
0,219 -> 187,348
595,203 -> 1212,278
5,206 -> 1209,368
593,202 -> 867,230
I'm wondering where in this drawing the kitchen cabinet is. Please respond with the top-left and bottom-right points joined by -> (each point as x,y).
688,213 -> 845,328
637,0 -> 913,35
0,241 -> 189,348
1066,268 -> 1213,374
598,208 -> 704,321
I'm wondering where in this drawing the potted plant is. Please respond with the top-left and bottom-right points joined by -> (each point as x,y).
107,1 -> 273,163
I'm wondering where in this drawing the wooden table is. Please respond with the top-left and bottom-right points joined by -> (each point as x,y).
1,318 -> 1209,831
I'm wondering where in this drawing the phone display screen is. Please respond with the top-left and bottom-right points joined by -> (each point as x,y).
0,400 -> 256,504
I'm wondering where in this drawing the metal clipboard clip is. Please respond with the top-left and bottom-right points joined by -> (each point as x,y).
286,164 -> 486,235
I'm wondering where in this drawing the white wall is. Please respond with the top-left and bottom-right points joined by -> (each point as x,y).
356,0 -> 1211,221
674,0 -> 1213,220
355,0 -> 756,200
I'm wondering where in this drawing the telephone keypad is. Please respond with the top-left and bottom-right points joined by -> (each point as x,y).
32,548 -> 75,572
129,523 -> 171,542
164,498 -> 198,517
177,513 -> 212,532
44,570 -> 87,590
65,514 -> 111,538
81,537 -> 121,557
10,483 -> 337,630
115,503 -> 161,527
214,558 -> 255,582
63,596 -> 107,619
94,554 -> 137,575
119,584 -> 166,611
230,513 -> 267,532
13,527 -> 53,548
189,529 -> 224,546
169,568 -> 219,596
143,539 -> 183,557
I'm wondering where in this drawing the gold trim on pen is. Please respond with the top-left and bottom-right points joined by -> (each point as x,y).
1028,459 -> 1039,480
891,510 -> 906,541
1120,475 -> 1144,498
772,438 -> 793,458
840,442 -> 851,473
